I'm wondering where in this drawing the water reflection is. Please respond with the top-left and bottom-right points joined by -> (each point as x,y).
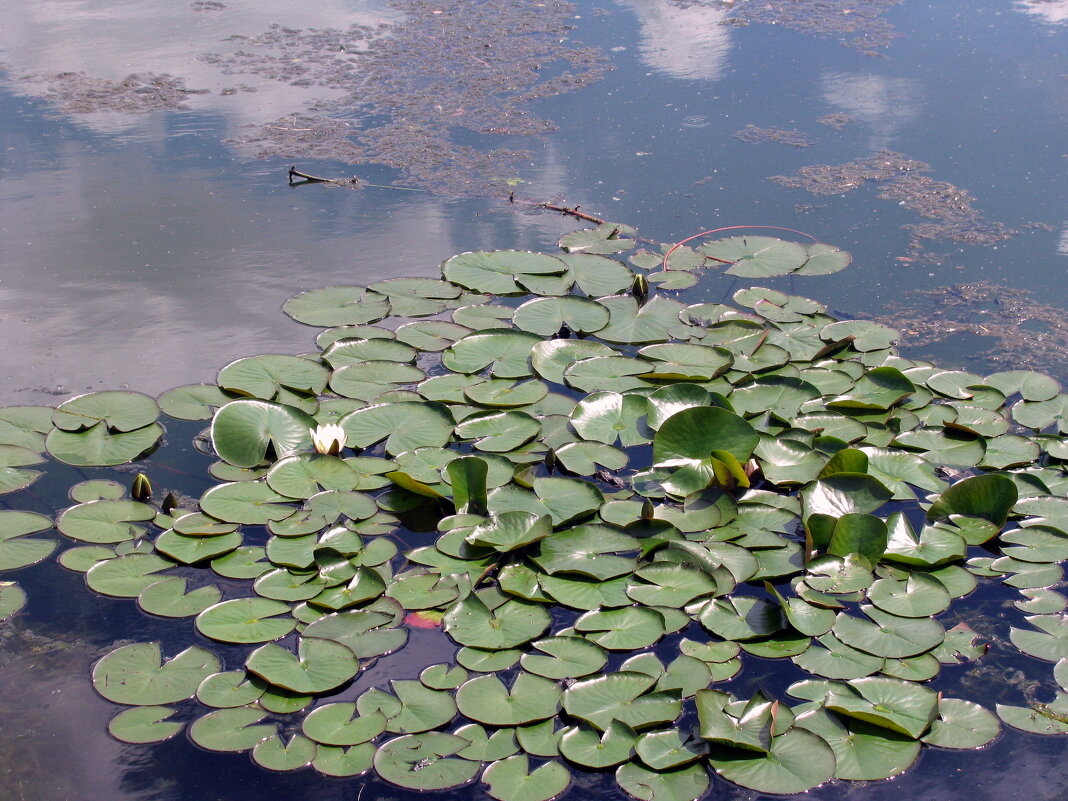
819,71 -> 923,149
615,0 -> 732,81
1016,0 -> 1068,24
0,0 -> 398,134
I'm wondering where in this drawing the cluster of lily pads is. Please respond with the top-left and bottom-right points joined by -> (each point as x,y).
3,222 -> 1068,800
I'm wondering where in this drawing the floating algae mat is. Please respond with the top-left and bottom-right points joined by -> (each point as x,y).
3,222 -> 1068,800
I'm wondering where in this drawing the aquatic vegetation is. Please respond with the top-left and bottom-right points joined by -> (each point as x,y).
771,150 -> 1022,255
3,221 -> 1068,800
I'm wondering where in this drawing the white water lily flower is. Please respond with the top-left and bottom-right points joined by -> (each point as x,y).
310,423 -> 346,456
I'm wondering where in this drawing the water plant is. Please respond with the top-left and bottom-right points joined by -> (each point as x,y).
3,221 -> 1068,800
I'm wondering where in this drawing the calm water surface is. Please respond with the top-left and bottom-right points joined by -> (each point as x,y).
1,1 -> 1067,799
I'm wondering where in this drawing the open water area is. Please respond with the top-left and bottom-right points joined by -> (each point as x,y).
1,1 -> 1067,799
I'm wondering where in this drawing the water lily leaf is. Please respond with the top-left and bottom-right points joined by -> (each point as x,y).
216,355 -> 328,400
997,696 -> 1068,735
922,698 -> 1000,748
563,672 -> 681,731
0,511 -> 55,569
570,391 -> 653,448
826,676 -> 938,738
85,553 -> 173,597
211,399 -> 316,468
92,642 -> 220,705
442,250 -> 568,295
985,370 -> 1059,402
158,383 -> 237,421
826,513 -> 888,564
731,376 -> 820,418
53,390 -> 160,432
322,337 -> 417,368
893,428 -> 986,467
245,637 -> 358,694
637,343 -> 733,383
792,632 -> 884,679
199,481 -> 294,525
1010,614 -> 1068,661
563,355 -> 656,394
520,636 -> 608,680
0,581 -> 26,620
443,590 -> 551,649
374,732 -> 480,790
529,340 -> 616,387
560,720 -> 636,768
189,708 -> 276,753
196,597 -> 295,644
596,295 -> 689,344
329,361 -> 425,400
137,577 -> 221,617
803,474 -> 891,519
250,734 -> 317,772
443,329 -> 542,378
387,680 -> 458,734
927,473 -> 1018,528
615,761 -> 710,801
709,727 -> 834,794
482,755 -> 570,801
532,524 -> 638,580
796,242 -> 852,275
107,706 -> 183,744
881,513 -> 966,567
455,410 -> 540,453
834,606 -> 945,659
196,671 -> 266,709
697,596 -> 785,641
828,367 -> 913,410
512,295 -> 609,336
654,406 -> 758,467
860,447 -> 946,499
283,286 -> 390,326
553,441 -> 628,476
46,421 -> 164,466
340,401 -> 454,456
57,500 -> 154,547
466,512 -> 552,553
795,708 -> 918,780
312,743 -> 376,777
701,236 -> 808,278
464,378 -> 549,408
868,572 -> 951,618
529,477 -> 604,526
560,252 -> 635,295
456,673 -> 561,726
576,606 -> 667,650
395,320 -> 471,352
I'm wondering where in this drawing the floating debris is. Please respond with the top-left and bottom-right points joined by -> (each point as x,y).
733,123 -> 814,148
17,72 -> 208,113
873,281 -> 1068,377
724,0 -> 903,53
218,0 -> 609,195
817,112 -> 853,129
772,150 -> 1018,251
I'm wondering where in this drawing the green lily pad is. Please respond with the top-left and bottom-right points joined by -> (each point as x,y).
562,672 -> 681,731
795,708 -> 919,780
709,728 -> 835,794
456,673 -> 561,726
196,597 -> 296,643
92,642 -> 220,705
53,390 -> 160,432
46,421 -> 164,466
245,637 -> 359,694
189,708 -> 277,752
374,733 -> 480,790
107,706 -> 183,744
615,761 -> 710,801
443,590 -> 551,649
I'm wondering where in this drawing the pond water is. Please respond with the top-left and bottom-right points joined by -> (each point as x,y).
2,1 -> 1068,800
